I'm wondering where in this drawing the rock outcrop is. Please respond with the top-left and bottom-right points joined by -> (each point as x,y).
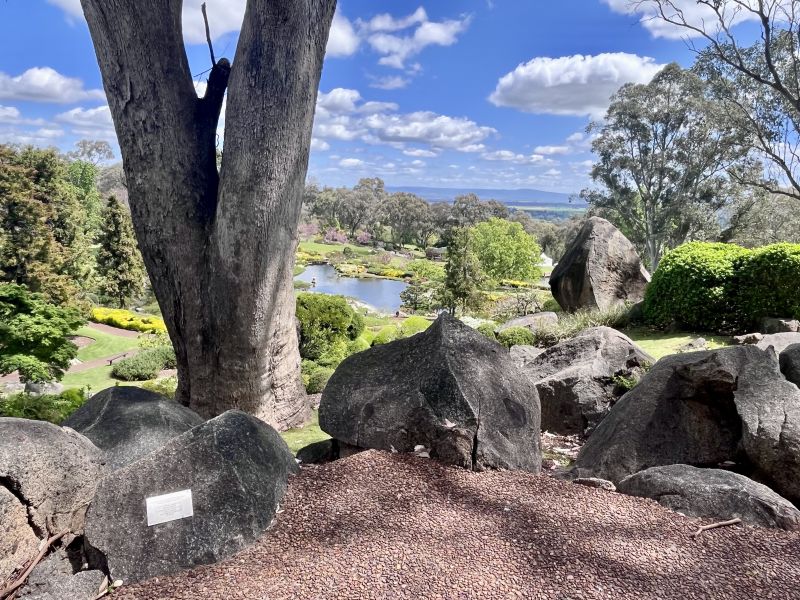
84,410 -> 297,584
618,465 -> 800,530
63,386 -> 204,470
1,485 -> 39,582
320,314 -> 541,472
0,418 -> 107,538
757,332 -> 800,354
513,327 -> 653,436
573,347 -> 759,483
549,217 -> 650,312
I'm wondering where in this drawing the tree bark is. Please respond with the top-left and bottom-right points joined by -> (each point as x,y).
80,0 -> 336,428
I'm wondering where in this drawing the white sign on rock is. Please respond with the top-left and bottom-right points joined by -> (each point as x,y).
146,489 -> 194,526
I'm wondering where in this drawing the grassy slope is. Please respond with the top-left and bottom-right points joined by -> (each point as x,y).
623,328 -> 733,360
281,410 -> 330,454
75,325 -> 140,361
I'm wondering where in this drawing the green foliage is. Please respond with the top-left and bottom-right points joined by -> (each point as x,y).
96,196 -> 146,308
372,325 -> 400,346
731,243 -> 800,327
140,376 -> 178,400
347,336 -> 371,355
0,145 -> 92,306
0,388 -> 86,424
612,374 -> 638,392
306,366 -> 335,394
441,227 -> 486,315
296,293 -> 364,367
0,284 -> 85,382
469,218 -> 542,282
406,259 -> 445,282
476,322 -> 497,340
91,307 -> 167,333
137,330 -> 171,350
531,305 -> 633,347
400,281 -> 440,313
400,316 -> 431,336
497,326 -> 535,348
643,242 -> 750,330
111,346 -> 176,381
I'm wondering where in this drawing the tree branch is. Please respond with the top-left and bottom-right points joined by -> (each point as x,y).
201,2 -> 216,66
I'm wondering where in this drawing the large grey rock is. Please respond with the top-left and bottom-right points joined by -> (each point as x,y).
515,327 -> 653,436
84,410 -> 297,584
320,313 -> 541,472
549,217 -> 650,312
0,485 -> 39,582
618,465 -> 800,531
63,386 -> 204,470
0,418 -> 107,537
18,550 -> 105,600
734,353 -> 800,503
509,345 -> 546,365
24,381 -> 64,397
762,317 -> 800,334
779,343 -> 800,387
496,312 -> 558,334
573,346 -> 762,483
757,332 -> 800,354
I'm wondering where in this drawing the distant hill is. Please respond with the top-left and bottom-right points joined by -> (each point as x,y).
386,185 -> 581,206
386,185 -> 587,222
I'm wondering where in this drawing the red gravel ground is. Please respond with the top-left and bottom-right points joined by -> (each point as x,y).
114,451 -> 800,600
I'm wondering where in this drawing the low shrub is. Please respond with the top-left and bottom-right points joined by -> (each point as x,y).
347,336 -> 371,355
296,293 -> 364,366
111,346 -> 176,381
372,325 -> 399,346
530,305 -> 632,347
91,307 -> 167,334
140,376 -> 178,399
306,366 -> 335,394
476,322 -> 497,340
497,326 -> 535,348
643,242 -> 750,331
400,316 -> 431,337
0,388 -> 86,424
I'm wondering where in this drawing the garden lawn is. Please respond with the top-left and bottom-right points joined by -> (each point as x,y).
74,325 -> 140,362
298,240 -> 372,257
61,365 -> 142,392
623,327 -> 733,360
281,410 -> 330,454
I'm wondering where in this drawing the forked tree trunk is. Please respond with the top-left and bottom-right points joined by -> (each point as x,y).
80,0 -> 337,428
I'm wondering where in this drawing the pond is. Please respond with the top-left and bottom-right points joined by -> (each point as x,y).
295,264 -> 409,314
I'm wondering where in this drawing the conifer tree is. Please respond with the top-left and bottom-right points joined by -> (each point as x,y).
96,196 -> 145,308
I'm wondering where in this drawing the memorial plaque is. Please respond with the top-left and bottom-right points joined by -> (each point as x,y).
146,489 -> 193,526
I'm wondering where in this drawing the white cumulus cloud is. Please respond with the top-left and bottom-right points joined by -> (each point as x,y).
339,158 -> 365,168
481,150 -> 546,165
534,145 -> 570,155
0,67 -> 105,104
489,53 -> 666,118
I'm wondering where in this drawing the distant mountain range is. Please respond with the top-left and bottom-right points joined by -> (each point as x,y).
386,185 -> 583,206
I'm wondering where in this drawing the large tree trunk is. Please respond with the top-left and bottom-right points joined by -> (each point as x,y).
80,0 -> 336,428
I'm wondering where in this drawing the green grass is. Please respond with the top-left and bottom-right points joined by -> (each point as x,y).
280,410 -> 330,454
61,365 -> 143,393
623,327 -> 734,360
298,240 -> 372,257
74,325 -> 140,362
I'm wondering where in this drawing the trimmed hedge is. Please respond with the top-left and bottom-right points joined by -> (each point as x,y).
731,243 -> 800,328
643,242 -> 749,331
400,316 -> 431,337
644,241 -> 800,332
0,388 -> 86,424
296,293 -> 364,364
476,322 -> 497,340
111,346 -> 176,381
91,307 -> 167,334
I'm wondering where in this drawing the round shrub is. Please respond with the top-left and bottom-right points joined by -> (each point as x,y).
296,293 -> 364,364
372,325 -> 399,346
476,323 -> 497,340
496,326 -> 535,348
731,243 -> 800,328
306,366 -> 335,394
400,316 -> 431,337
643,242 -> 750,331
111,346 -> 176,381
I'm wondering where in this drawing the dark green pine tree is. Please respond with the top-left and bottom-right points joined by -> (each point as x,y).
440,227 -> 486,316
96,196 -> 146,308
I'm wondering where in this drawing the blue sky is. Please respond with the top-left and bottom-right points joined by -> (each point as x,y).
0,0 -> 752,193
